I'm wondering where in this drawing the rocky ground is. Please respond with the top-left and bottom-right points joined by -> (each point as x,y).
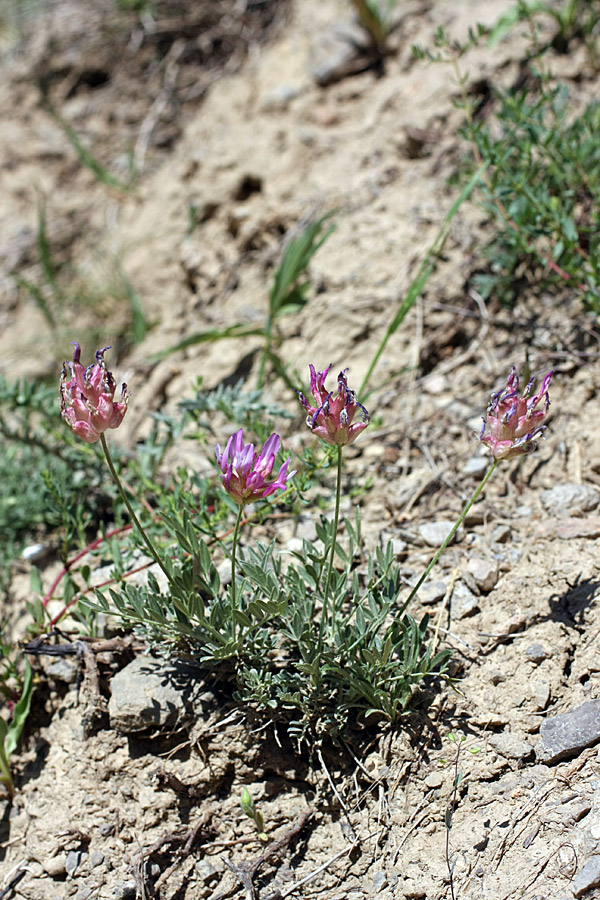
2,1 -> 600,898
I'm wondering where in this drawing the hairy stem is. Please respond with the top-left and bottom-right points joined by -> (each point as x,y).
406,459 -> 499,607
230,504 -> 244,644
100,434 -> 170,583
321,446 -> 343,643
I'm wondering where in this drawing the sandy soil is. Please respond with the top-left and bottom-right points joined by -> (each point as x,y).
2,1 -> 600,898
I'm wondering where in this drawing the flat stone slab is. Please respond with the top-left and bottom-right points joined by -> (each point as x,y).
109,655 -> 209,733
540,483 -> 600,518
572,855 -> 600,898
537,700 -> 600,764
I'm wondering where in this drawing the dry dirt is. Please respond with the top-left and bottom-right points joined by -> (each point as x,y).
2,1 -> 600,898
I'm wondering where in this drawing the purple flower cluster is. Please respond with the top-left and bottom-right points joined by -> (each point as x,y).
479,366 -> 553,460
60,343 -> 129,444
216,429 -> 295,506
297,364 -> 370,446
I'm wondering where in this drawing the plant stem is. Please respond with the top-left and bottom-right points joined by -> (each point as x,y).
405,459 -> 499,606
230,504 -> 244,643
321,445 -> 343,642
100,434 -> 171,583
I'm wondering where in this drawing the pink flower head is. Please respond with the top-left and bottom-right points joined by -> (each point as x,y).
297,364 -> 370,446
60,342 -> 129,444
215,429 -> 295,506
479,366 -> 553,460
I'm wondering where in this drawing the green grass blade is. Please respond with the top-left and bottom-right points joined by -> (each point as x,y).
269,213 -> 336,319
14,275 -> 56,329
48,104 -> 131,194
153,323 -> 267,361
116,265 -> 147,345
5,660 -> 33,757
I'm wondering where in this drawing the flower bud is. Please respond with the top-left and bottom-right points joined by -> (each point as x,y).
216,429 -> 295,506
297,364 -> 370,446
60,343 -> 129,443
479,366 -> 553,460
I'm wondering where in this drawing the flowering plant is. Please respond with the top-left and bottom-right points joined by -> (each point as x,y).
297,365 -> 370,446
216,429 -> 295,506
479,367 -> 553,460
60,343 -> 129,444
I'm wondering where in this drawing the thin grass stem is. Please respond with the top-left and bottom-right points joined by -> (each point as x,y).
405,459 -> 498,607
100,434 -> 170,583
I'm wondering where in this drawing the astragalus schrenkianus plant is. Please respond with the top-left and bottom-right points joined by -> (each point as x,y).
61,345 -> 552,745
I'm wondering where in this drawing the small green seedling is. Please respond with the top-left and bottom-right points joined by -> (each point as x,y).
0,660 -> 33,799
240,787 -> 268,841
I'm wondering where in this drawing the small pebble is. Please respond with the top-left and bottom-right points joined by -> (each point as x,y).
531,679 -> 550,710
488,732 -> 534,762
491,524 -> 511,544
372,870 -> 387,892
42,856 -> 67,878
419,581 -> 446,606
462,457 -> 488,477
419,521 -> 459,548
572,855 -> 600,897
525,643 -> 551,664
113,879 -> 137,900
424,772 -> 443,789
217,559 -> 232,586
21,543 -> 49,562
468,557 -> 498,592
451,582 -> 479,620
76,889 -> 94,900
195,859 -> 218,884
47,659 -> 77,684
541,483 -> 600,518
90,850 -> 105,867
66,849 -> 85,876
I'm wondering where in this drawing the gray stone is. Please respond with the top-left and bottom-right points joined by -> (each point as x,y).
424,772 -> 443,789
491,524 -> 511,544
419,581 -> 446,606
76,889 -> 94,900
526,643 -> 551,663
295,514 -> 317,542
488,732 -> 534,762
468,557 -> 498,592
538,700 -> 600,764
109,656 -> 208,734
90,850 -> 105,867
531,679 -> 550,711
195,859 -> 218,883
65,850 -> 85,876
21,542 -> 50,562
372,870 -> 387,891
572,855 -> 600,897
462,456 -> 488,477
113,880 -> 137,900
42,855 -> 67,878
419,521 -> 459,548
450,582 -> 479,620
217,558 -> 232,586
46,659 -> 78,684
540,483 -> 600,518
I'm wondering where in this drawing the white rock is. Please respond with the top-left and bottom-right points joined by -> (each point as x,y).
468,556 -> 498,592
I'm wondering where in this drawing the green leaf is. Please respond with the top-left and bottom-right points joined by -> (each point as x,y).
269,213 -> 336,320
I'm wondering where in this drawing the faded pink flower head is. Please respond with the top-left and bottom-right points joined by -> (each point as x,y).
216,429 -> 295,506
297,364 -> 370,446
60,342 -> 129,444
479,366 -> 553,460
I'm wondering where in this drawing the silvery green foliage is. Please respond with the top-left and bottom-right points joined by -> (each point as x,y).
88,506 -> 450,744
